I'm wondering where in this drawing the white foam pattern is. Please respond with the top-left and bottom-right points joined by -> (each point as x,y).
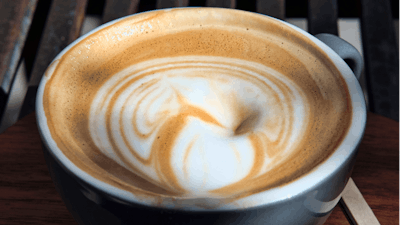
89,56 -> 308,197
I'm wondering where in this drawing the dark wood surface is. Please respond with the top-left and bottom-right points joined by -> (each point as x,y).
360,0 -> 399,121
0,112 -> 397,225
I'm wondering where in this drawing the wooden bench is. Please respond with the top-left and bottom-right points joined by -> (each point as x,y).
0,0 -> 398,128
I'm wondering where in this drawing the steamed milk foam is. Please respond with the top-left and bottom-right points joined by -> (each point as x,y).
42,8 -> 352,207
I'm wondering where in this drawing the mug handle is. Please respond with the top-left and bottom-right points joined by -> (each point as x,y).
315,33 -> 363,80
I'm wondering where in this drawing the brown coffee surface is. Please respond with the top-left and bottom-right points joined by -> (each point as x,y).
42,8 -> 352,205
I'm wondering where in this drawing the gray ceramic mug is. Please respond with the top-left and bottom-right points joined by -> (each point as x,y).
36,8 -> 367,225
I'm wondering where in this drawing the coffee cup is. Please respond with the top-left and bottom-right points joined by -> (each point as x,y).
36,8 -> 366,225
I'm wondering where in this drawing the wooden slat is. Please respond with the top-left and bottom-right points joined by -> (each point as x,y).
360,0 -> 399,121
340,178 -> 381,225
29,0 -> 89,87
156,0 -> 189,9
308,0 -> 338,35
0,60 -> 28,133
102,0 -> 140,24
206,0 -> 235,8
256,0 -> 285,20
0,0 -> 38,94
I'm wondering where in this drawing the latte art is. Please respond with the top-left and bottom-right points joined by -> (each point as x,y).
41,8 -> 352,208
89,56 -> 307,196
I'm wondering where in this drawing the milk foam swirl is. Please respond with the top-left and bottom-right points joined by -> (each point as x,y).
89,56 -> 308,197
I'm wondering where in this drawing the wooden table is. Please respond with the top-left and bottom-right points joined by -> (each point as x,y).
0,112 -> 397,224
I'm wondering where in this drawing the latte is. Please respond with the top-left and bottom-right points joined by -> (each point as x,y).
42,8 -> 352,207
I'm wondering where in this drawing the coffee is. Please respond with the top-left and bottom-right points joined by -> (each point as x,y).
42,8 -> 352,207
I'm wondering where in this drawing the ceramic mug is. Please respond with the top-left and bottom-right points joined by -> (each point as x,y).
36,8 -> 366,225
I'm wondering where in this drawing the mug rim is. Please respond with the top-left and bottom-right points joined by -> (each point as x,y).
35,7 -> 367,211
